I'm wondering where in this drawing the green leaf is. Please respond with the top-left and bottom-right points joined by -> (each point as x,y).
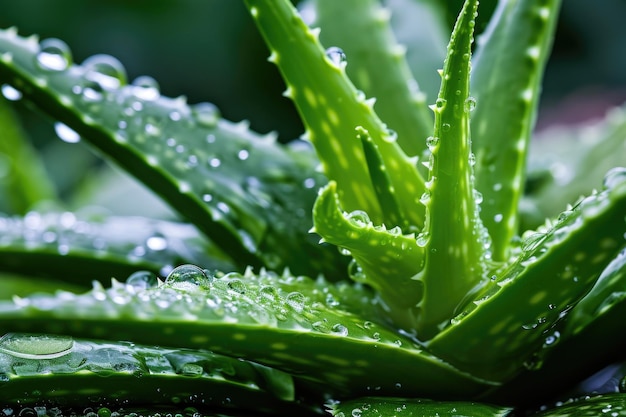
428,170 -> 626,381
0,94 -> 56,214
312,181 -> 425,329
0,334 -> 305,414
328,396 -> 511,417
0,212 -> 233,285
416,0 -> 485,340
525,105 -> 626,224
386,0 -> 450,103
0,267 -> 495,399
0,27 -> 341,277
313,0 -> 434,157
470,0 -> 562,260
244,0 -> 426,230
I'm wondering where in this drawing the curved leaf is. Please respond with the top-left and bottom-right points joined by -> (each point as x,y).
0,27 -> 342,277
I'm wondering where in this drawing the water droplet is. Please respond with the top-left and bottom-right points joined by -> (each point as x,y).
83,54 -> 127,92
131,75 -> 160,101
125,271 -> 158,291
331,323 -> 349,336
36,38 -> 72,71
442,123 -> 451,132
303,178 -> 316,189
465,96 -> 477,112
1,84 -> 22,101
325,46 -> 347,67
146,235 -> 168,251
209,157 -> 221,168
286,292 -> 306,313
468,152 -> 476,166
237,149 -> 249,160
371,332 -> 381,341
193,102 -> 220,127
346,210 -> 370,225
351,409 -> 362,417
494,213 -> 503,223
543,331 -> 560,348
473,189 -> 483,204
259,286 -> 280,303
226,277 -> 247,294
384,128 -> 398,143
420,191 -> 431,204
165,264 -> 212,289
416,232 -> 429,247
426,136 -> 439,149
603,167 -> 626,189
54,122 -> 81,143
0,333 -> 73,359
435,98 -> 446,109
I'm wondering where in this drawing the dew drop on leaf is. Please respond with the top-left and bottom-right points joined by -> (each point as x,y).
165,264 -> 212,289
36,38 -> 72,71
603,167 -> 626,189
226,277 -> 247,294
325,46 -> 347,67
131,75 -> 160,101
435,98 -> 447,109
54,122 -> 81,143
346,210 -> 370,225
465,96 -> 477,112
193,102 -> 220,127
286,292 -> 306,313
146,235 -> 168,251
426,136 -> 439,150
125,270 -> 158,292
83,54 -> 127,91
1,84 -> 22,101
468,152 -> 476,166
0,333 -> 73,359
331,324 -> 349,336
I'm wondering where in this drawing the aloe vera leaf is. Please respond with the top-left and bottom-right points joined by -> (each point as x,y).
328,396 -> 511,417
415,0 -> 486,340
533,393 -> 626,416
487,247 -> 626,406
0,334 -> 308,414
0,94 -> 56,214
385,0 -> 449,103
0,212 -> 233,285
313,0 -> 434,158
526,105 -> 626,223
0,268 -> 495,399
427,170 -> 626,381
312,181 -> 424,329
0,28 -> 340,277
470,0 -> 561,261
244,0 -> 425,230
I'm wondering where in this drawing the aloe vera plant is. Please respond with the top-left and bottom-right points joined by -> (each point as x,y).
0,0 -> 625,415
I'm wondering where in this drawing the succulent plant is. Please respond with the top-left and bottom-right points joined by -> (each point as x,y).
0,0 -> 625,415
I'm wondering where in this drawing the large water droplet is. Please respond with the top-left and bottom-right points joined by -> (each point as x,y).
0,333 -> 73,359
131,75 -> 160,101
325,46 -> 347,67
165,264 -> 212,290
83,54 -> 127,93
346,210 -> 370,225
54,122 -> 81,143
36,38 -> 72,71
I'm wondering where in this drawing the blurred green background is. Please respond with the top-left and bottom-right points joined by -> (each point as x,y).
1,0 -> 625,213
